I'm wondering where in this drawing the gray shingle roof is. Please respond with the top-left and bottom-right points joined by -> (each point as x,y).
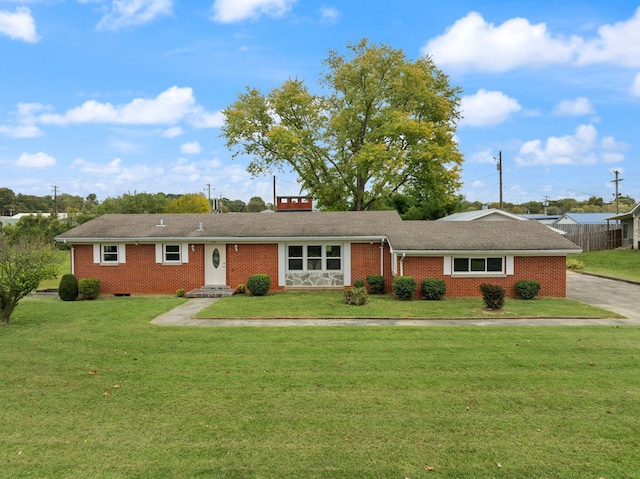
56,212 -> 581,253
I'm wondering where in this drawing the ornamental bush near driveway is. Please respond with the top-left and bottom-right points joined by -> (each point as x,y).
515,280 -> 541,300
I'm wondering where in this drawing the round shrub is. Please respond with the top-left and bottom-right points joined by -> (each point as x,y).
479,283 -> 505,310
247,274 -> 271,296
393,276 -> 417,301
353,279 -> 365,288
234,284 -> 246,294
421,278 -> 446,300
366,274 -> 385,294
515,280 -> 541,300
58,273 -> 78,301
79,278 -> 100,300
176,288 -> 186,297
343,287 -> 368,306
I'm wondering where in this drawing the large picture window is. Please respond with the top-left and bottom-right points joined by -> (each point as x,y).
287,244 -> 342,272
453,257 -> 503,274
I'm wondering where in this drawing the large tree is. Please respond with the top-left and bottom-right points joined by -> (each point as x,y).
0,238 -> 58,325
222,39 -> 463,211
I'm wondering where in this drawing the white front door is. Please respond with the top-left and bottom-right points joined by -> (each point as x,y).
204,244 -> 227,285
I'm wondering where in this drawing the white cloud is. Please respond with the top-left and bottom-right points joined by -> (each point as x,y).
0,6 -> 39,43
180,141 -> 201,154
162,126 -> 183,138
631,73 -> 640,96
211,0 -> 296,23
552,97 -> 595,116
0,124 -> 42,138
515,124 -> 622,166
320,7 -> 339,23
72,156 -> 164,183
16,152 -> 56,168
37,86 -> 197,125
460,89 -> 521,127
577,7 -> 640,68
189,108 -> 224,128
422,12 -> 578,72
423,8 -> 640,72
96,0 -> 173,31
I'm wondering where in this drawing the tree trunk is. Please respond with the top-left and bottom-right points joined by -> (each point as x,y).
1,302 -> 17,326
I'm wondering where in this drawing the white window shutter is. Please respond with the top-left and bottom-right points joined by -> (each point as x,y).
343,242 -> 351,285
277,243 -> 286,286
182,243 -> 189,263
118,244 -> 126,264
506,256 -> 514,275
443,256 -> 452,275
93,244 -> 101,264
155,244 -> 163,263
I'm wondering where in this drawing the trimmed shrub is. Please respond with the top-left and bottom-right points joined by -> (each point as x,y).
79,278 -> 100,300
176,288 -> 186,297
480,283 -> 505,310
58,274 -> 78,301
343,287 -> 368,306
366,274 -> 385,295
234,284 -> 246,294
515,280 -> 541,300
393,276 -> 417,301
421,278 -> 446,300
353,279 -> 365,288
247,274 -> 271,296
566,258 -> 584,270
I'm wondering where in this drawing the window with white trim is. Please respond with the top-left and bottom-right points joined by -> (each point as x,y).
102,245 -> 118,263
623,223 -> 629,240
287,244 -> 342,272
453,257 -> 504,274
164,244 -> 181,262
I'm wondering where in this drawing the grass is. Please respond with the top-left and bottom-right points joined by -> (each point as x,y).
2,297 -> 639,478
39,249 -> 71,289
196,291 -> 620,319
571,249 -> 640,282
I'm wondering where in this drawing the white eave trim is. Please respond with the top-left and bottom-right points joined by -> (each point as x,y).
55,235 -> 390,244
392,249 -> 582,256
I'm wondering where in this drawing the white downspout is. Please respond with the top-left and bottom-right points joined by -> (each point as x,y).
399,253 -> 405,277
70,246 -> 75,275
379,238 -> 385,276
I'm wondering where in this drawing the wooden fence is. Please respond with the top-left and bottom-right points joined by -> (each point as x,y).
552,224 -> 622,251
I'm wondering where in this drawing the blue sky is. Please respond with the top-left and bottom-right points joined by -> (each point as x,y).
1,1 -> 639,207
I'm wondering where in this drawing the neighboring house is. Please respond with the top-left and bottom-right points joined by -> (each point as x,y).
437,208 -> 524,222
55,211 -> 581,298
605,205 -> 640,249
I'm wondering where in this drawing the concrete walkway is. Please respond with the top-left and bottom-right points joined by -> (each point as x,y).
151,272 -> 640,327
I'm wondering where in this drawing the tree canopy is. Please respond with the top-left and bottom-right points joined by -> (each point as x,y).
0,238 -> 58,325
222,39 -> 463,212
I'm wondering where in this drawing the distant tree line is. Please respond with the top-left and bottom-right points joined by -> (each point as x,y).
459,195 -> 636,216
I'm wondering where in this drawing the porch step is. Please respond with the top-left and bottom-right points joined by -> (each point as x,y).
185,284 -> 235,298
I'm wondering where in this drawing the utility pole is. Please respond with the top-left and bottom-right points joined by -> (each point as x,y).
205,183 -> 213,213
611,170 -> 624,214
543,196 -> 550,216
51,185 -> 59,218
495,151 -> 503,210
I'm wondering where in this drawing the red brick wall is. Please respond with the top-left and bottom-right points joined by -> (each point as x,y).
400,255 -> 567,298
350,242 -> 394,292
226,243 -> 282,291
72,244 -> 204,294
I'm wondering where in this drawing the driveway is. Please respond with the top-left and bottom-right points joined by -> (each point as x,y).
567,271 -> 640,319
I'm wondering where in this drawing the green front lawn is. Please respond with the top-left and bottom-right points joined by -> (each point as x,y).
38,249 -> 71,289
571,248 -> 640,282
196,291 -> 620,319
1,297 -> 639,478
